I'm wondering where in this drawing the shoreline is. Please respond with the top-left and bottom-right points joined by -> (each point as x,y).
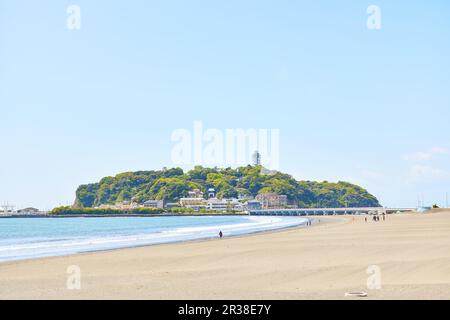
1,212 -> 449,299
0,216 -> 322,267
0,215 -> 314,264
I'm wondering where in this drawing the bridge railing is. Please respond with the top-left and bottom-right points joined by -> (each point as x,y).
248,207 -> 413,216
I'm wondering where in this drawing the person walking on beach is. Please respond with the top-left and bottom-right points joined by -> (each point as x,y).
219,230 -> 223,239
365,217 -> 367,223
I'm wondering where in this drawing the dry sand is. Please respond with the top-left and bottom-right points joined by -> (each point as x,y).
1,211 -> 450,299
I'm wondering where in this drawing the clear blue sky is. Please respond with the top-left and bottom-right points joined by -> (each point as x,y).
1,0 -> 450,210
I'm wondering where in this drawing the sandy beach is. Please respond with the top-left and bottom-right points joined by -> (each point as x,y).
1,211 -> 449,299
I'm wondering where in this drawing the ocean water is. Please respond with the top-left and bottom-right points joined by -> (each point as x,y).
0,215 -> 308,262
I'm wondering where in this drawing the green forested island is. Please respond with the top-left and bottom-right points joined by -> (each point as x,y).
74,166 -> 380,208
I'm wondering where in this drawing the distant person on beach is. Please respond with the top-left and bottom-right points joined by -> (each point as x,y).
219,231 -> 223,239
365,217 -> 367,222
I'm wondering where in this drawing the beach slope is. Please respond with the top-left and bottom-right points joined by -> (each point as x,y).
1,211 -> 450,299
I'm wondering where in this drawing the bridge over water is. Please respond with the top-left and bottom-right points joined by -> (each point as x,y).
249,207 -> 415,216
